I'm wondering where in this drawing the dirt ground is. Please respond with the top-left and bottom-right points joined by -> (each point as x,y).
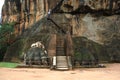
0,63 -> 120,80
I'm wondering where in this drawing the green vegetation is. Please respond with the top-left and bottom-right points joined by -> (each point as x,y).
0,62 -> 18,68
4,39 -> 25,62
0,22 -> 15,61
74,48 -> 95,61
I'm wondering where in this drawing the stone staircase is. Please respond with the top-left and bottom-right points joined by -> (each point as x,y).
55,35 -> 69,70
56,35 -> 65,56
50,35 -> 72,70
56,56 -> 69,70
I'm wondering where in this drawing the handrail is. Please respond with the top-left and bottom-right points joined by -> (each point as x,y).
51,0 -> 64,13
47,0 -> 66,34
47,18 -> 66,34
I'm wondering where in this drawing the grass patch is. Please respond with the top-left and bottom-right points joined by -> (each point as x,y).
0,62 -> 18,68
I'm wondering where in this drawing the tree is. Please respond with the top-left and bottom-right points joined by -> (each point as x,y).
0,22 -> 15,61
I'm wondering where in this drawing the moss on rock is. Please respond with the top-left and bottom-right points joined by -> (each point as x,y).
72,36 -> 110,63
3,39 -> 26,62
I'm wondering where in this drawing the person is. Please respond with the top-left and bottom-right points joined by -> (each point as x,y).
47,9 -> 51,19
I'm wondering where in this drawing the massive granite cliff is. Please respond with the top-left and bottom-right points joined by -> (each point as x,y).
2,0 -> 120,62
2,0 -> 120,35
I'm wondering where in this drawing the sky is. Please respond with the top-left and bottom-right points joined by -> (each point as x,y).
0,0 -> 5,18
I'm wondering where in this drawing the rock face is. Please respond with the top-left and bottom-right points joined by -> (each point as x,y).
2,0 -> 120,62
62,0 -> 120,11
2,0 -> 49,35
2,0 -> 120,35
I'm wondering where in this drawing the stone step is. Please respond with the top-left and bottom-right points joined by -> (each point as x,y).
56,67 -> 69,70
56,35 -> 65,56
56,48 -> 64,50
56,56 -> 69,70
56,51 -> 64,53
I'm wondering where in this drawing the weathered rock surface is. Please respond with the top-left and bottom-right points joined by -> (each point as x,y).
2,0 -> 120,35
2,0 -> 120,62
